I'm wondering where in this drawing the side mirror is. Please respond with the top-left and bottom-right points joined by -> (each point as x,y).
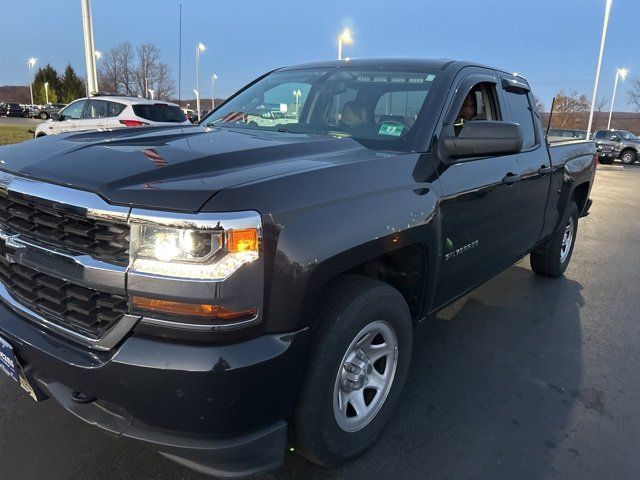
51,113 -> 60,121
442,121 -> 524,159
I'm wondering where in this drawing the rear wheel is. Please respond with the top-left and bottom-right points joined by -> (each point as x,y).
292,275 -> 413,466
530,202 -> 579,277
39,112 -> 48,120
620,149 -> 637,165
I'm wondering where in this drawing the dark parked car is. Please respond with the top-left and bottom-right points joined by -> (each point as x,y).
33,103 -> 66,120
2,103 -> 23,117
0,58 -> 596,477
593,129 -> 640,164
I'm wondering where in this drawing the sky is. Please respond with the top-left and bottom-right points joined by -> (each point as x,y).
1,0 -> 639,111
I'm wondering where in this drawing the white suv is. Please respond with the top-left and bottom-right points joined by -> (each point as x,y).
34,95 -> 190,138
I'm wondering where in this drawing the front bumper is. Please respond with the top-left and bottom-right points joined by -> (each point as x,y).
0,300 -> 310,477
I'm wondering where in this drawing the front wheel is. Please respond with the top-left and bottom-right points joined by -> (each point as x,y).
39,112 -> 48,120
620,149 -> 637,165
530,202 -> 579,277
292,275 -> 413,467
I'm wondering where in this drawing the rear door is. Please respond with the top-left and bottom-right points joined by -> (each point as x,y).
105,101 -> 127,129
498,74 -> 551,256
77,99 -> 110,132
433,69 -> 523,307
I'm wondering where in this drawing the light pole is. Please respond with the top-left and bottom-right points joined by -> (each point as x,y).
81,0 -> 98,95
293,89 -> 302,115
44,82 -> 49,104
587,0 -> 613,137
211,74 -> 218,111
148,89 -> 155,100
28,57 -> 37,106
193,89 -> 200,121
607,67 -> 628,130
195,42 -> 205,121
338,28 -> 353,60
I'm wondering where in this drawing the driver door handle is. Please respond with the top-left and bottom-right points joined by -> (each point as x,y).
538,165 -> 553,176
502,172 -> 521,185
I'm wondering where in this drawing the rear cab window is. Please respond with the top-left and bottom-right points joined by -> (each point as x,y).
133,104 -> 186,123
503,88 -> 538,149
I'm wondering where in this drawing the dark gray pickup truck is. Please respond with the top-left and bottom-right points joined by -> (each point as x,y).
0,58 -> 595,477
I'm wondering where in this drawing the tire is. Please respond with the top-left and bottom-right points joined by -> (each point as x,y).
39,112 -> 48,120
292,275 -> 413,467
530,202 -> 579,277
598,156 -> 614,165
620,149 -> 637,165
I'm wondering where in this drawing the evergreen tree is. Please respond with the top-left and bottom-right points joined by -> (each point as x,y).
33,64 -> 62,104
60,64 -> 86,103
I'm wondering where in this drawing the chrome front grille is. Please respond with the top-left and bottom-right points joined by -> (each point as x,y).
0,190 -> 130,265
0,170 -> 137,350
0,244 -> 128,339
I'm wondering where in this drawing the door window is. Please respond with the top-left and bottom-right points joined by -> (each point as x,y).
60,100 -> 86,120
108,102 -> 126,117
84,100 -> 109,119
454,82 -> 499,136
504,91 -> 537,149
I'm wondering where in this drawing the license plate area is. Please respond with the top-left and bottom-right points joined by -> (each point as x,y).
0,335 -> 40,401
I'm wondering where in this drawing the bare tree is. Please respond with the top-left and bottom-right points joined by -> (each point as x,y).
595,96 -> 609,113
133,44 -> 175,99
98,43 -> 135,94
629,77 -> 640,112
98,42 -> 174,99
533,95 -> 545,114
552,90 -> 590,128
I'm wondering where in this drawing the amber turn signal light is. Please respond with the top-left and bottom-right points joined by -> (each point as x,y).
132,296 -> 257,320
227,228 -> 259,253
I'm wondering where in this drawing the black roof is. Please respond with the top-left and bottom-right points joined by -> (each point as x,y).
278,58 -> 526,81
280,58 -> 457,71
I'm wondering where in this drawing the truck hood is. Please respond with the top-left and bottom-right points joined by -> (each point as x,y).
0,125 -> 372,211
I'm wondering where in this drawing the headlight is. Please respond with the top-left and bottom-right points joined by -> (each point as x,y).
129,211 -> 261,281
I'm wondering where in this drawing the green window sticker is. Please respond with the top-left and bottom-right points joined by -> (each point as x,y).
378,123 -> 405,137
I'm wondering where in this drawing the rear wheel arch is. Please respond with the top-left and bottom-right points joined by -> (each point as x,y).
571,182 -> 590,215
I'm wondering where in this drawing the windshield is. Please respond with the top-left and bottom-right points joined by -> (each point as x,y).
617,130 -> 639,140
203,67 -> 439,151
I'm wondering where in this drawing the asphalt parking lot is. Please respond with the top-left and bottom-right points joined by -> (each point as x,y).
1,165 -> 639,480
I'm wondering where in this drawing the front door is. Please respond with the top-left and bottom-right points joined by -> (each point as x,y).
51,99 -> 86,134
433,72 -> 522,307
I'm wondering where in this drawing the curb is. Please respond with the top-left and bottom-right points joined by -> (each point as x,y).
597,165 -> 625,170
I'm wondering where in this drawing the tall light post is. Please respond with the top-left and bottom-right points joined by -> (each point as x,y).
81,0 -> 99,95
587,0 -> 613,137
193,89 -> 200,121
338,28 -> 353,60
148,88 -> 155,100
293,89 -> 302,115
607,67 -> 628,130
211,74 -> 218,111
28,57 -> 37,106
195,42 -> 206,121
44,82 -> 49,104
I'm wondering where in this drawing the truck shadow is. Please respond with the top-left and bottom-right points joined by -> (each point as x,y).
268,263 -> 585,480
